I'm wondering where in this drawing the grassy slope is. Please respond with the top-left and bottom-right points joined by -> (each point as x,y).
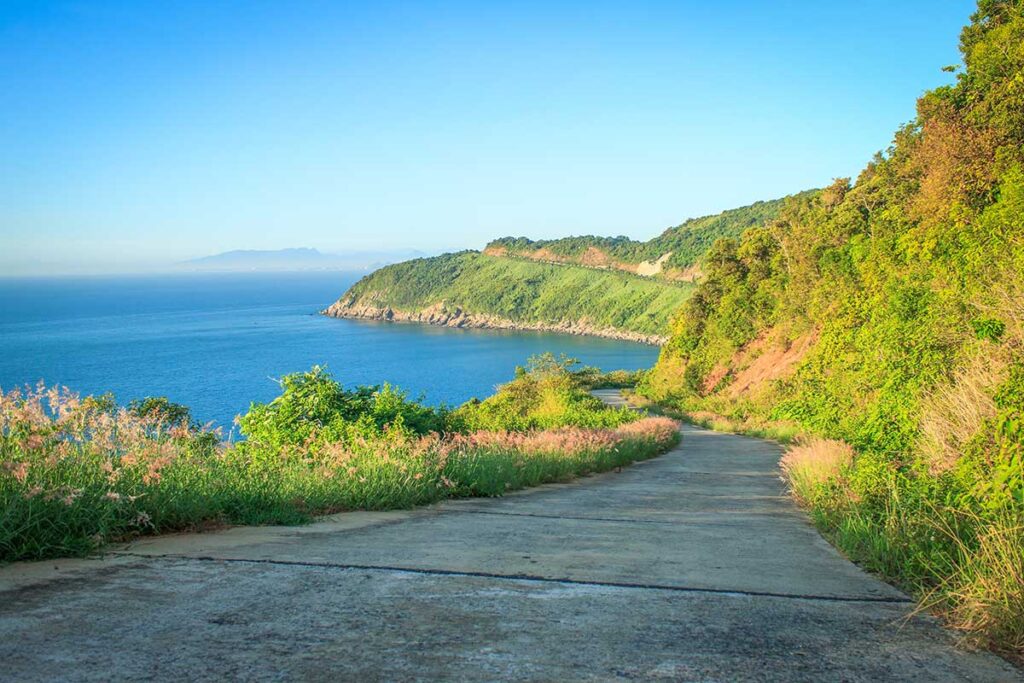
338,251 -> 693,337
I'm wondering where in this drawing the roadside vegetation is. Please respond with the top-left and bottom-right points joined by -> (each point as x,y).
576,368 -> 647,390
0,355 -> 678,563
640,1 -> 1024,658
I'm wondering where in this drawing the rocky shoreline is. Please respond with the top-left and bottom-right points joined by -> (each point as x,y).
322,299 -> 666,346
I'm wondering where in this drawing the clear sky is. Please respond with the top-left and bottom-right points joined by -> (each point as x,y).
1,0 -> 974,275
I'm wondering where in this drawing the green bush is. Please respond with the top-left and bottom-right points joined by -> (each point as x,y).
453,354 -> 640,431
238,366 -> 449,449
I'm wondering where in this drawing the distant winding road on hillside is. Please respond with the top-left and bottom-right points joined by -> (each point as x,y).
0,393 -> 1016,681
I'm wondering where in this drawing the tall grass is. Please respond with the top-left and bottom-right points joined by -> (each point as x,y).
0,384 -> 679,562
779,436 -> 1024,660
942,515 -> 1024,656
441,420 -> 679,496
778,438 -> 854,504
918,353 -> 1005,474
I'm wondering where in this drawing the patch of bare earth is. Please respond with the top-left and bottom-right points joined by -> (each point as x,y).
662,264 -> 702,283
702,365 -> 730,394
724,331 -> 818,399
579,246 -> 613,268
636,252 -> 672,277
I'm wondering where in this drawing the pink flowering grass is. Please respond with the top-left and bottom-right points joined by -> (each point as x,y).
441,418 -> 680,496
1,385 -> 679,562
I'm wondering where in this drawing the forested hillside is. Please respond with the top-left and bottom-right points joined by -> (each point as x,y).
485,195 -> 800,280
642,0 -> 1023,657
325,252 -> 693,343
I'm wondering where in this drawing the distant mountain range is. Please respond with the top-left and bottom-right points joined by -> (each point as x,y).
179,247 -> 427,272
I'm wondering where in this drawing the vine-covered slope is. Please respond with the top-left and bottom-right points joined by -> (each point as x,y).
642,0 -> 1024,656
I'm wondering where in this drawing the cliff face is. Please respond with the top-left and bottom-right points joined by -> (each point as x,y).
323,299 -> 667,345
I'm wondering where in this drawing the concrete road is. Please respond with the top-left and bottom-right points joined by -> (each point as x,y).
590,388 -> 640,410
1,421 -> 1019,681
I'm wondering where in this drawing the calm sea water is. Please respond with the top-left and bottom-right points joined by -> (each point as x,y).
0,273 -> 659,431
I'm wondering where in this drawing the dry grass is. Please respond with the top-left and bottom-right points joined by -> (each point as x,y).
976,251 -> 1024,347
918,351 -> 1006,474
779,438 -> 854,503
932,513 -> 1024,658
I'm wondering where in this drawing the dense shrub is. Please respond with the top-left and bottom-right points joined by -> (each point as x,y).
454,354 -> 639,431
575,367 -> 646,389
238,366 -> 448,450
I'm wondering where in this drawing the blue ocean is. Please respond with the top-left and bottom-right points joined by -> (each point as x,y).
0,272 -> 659,432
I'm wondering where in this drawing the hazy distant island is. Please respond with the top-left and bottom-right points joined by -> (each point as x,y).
179,247 -> 427,273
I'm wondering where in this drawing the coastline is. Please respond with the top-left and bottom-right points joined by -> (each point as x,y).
322,300 -> 666,346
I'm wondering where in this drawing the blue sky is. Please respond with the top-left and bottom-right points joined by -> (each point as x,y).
1,0 -> 974,275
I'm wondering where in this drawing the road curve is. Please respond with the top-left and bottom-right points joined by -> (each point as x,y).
0,401 -> 1017,681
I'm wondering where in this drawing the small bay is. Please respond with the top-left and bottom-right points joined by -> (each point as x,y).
0,272 -> 659,431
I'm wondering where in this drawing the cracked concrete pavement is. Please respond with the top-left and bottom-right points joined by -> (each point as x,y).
0,396 -> 1019,681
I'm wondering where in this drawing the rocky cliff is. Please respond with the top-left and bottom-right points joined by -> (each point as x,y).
323,299 -> 667,345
